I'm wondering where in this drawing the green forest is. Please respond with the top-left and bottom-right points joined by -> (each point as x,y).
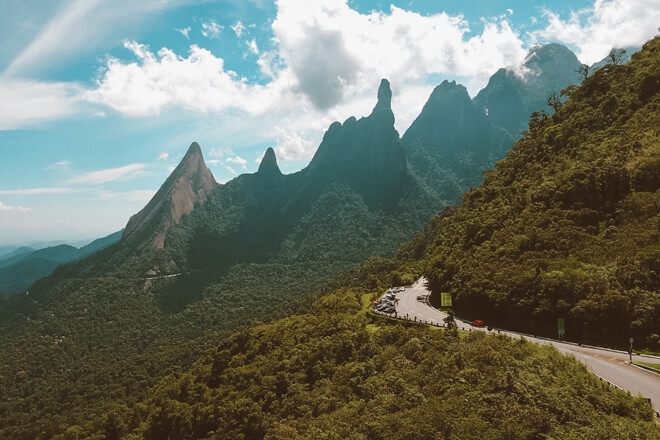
424,37 -> 660,348
51,286 -> 659,439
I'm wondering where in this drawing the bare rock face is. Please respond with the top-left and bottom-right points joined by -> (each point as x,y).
122,142 -> 217,249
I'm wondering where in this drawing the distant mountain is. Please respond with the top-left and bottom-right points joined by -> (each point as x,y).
402,80 -> 514,201
0,231 -> 122,295
0,246 -> 35,267
474,43 -> 582,138
401,44 -> 585,207
77,230 -> 123,258
304,79 -> 408,208
590,46 -> 640,71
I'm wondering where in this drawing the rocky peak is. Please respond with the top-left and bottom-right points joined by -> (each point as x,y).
121,142 -> 217,249
426,80 -> 472,110
257,147 -> 283,177
363,78 -> 394,129
372,78 -> 392,112
303,78 -> 406,208
402,79 -> 491,148
524,43 -> 580,70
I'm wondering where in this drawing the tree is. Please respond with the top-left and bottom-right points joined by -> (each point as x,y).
547,91 -> 562,113
576,64 -> 590,81
444,310 -> 458,338
607,49 -> 627,66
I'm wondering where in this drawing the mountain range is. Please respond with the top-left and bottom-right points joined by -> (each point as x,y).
0,231 -> 122,295
2,40 -> 650,440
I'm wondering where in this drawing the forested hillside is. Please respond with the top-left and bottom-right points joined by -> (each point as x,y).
56,283 -> 658,439
425,37 -> 660,348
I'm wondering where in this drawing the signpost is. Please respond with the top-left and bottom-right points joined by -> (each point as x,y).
441,292 -> 452,307
629,337 -> 634,362
557,318 -> 565,339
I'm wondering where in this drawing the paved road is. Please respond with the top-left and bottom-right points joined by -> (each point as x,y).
381,278 -> 660,413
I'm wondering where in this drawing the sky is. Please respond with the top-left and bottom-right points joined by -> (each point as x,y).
0,0 -> 658,244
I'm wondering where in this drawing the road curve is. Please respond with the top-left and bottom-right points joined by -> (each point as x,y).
383,278 -> 660,414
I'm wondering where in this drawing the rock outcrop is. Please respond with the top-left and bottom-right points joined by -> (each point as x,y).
122,142 -> 217,249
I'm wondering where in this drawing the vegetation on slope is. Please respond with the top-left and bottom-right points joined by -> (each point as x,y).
59,288 -> 657,440
425,37 -> 660,348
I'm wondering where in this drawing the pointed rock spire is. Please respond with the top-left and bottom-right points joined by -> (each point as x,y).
257,147 -> 282,177
373,78 -> 392,112
369,78 -> 395,127
122,141 -> 217,249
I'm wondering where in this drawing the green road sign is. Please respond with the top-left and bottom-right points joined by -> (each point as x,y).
558,318 -> 565,336
441,292 -> 452,307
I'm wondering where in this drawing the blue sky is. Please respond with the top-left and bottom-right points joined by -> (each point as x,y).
0,0 -> 658,244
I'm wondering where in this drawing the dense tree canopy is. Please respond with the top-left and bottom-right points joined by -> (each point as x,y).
58,288 -> 658,439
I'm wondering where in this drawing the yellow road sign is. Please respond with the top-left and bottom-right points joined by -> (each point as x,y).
441,292 -> 452,307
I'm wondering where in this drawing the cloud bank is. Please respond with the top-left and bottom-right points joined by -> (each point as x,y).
2,0 -> 659,164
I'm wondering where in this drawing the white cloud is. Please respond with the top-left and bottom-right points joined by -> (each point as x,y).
506,9 -> 513,16
225,165 -> 237,175
4,0 -> 194,77
0,201 -> 31,213
67,163 -> 145,185
274,127 -> 317,161
225,156 -> 248,168
44,160 -> 72,172
231,21 -> 246,37
207,159 -> 221,166
0,187 -> 72,195
201,19 -> 222,39
175,26 -> 191,40
4,0 -> 103,76
534,0 -> 660,64
84,41 -> 290,117
82,1 -> 530,123
248,39 -> 259,55
271,0 -> 528,107
0,80 -> 82,130
157,152 -> 169,161
209,147 -> 234,158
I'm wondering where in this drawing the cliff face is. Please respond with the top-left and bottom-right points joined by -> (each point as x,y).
122,142 -> 217,249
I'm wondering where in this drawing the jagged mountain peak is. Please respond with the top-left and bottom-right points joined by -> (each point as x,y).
369,78 -> 395,127
302,78 -> 406,207
257,147 -> 283,177
525,43 -> 579,68
426,80 -> 472,107
373,78 -> 392,112
402,78 -> 491,151
121,142 -> 217,249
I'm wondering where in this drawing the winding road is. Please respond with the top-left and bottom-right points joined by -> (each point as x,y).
380,278 -> 660,414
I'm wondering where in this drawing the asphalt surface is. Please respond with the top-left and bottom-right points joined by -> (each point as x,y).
379,278 -> 660,413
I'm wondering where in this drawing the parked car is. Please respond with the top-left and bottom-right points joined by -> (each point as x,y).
471,320 -> 485,328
